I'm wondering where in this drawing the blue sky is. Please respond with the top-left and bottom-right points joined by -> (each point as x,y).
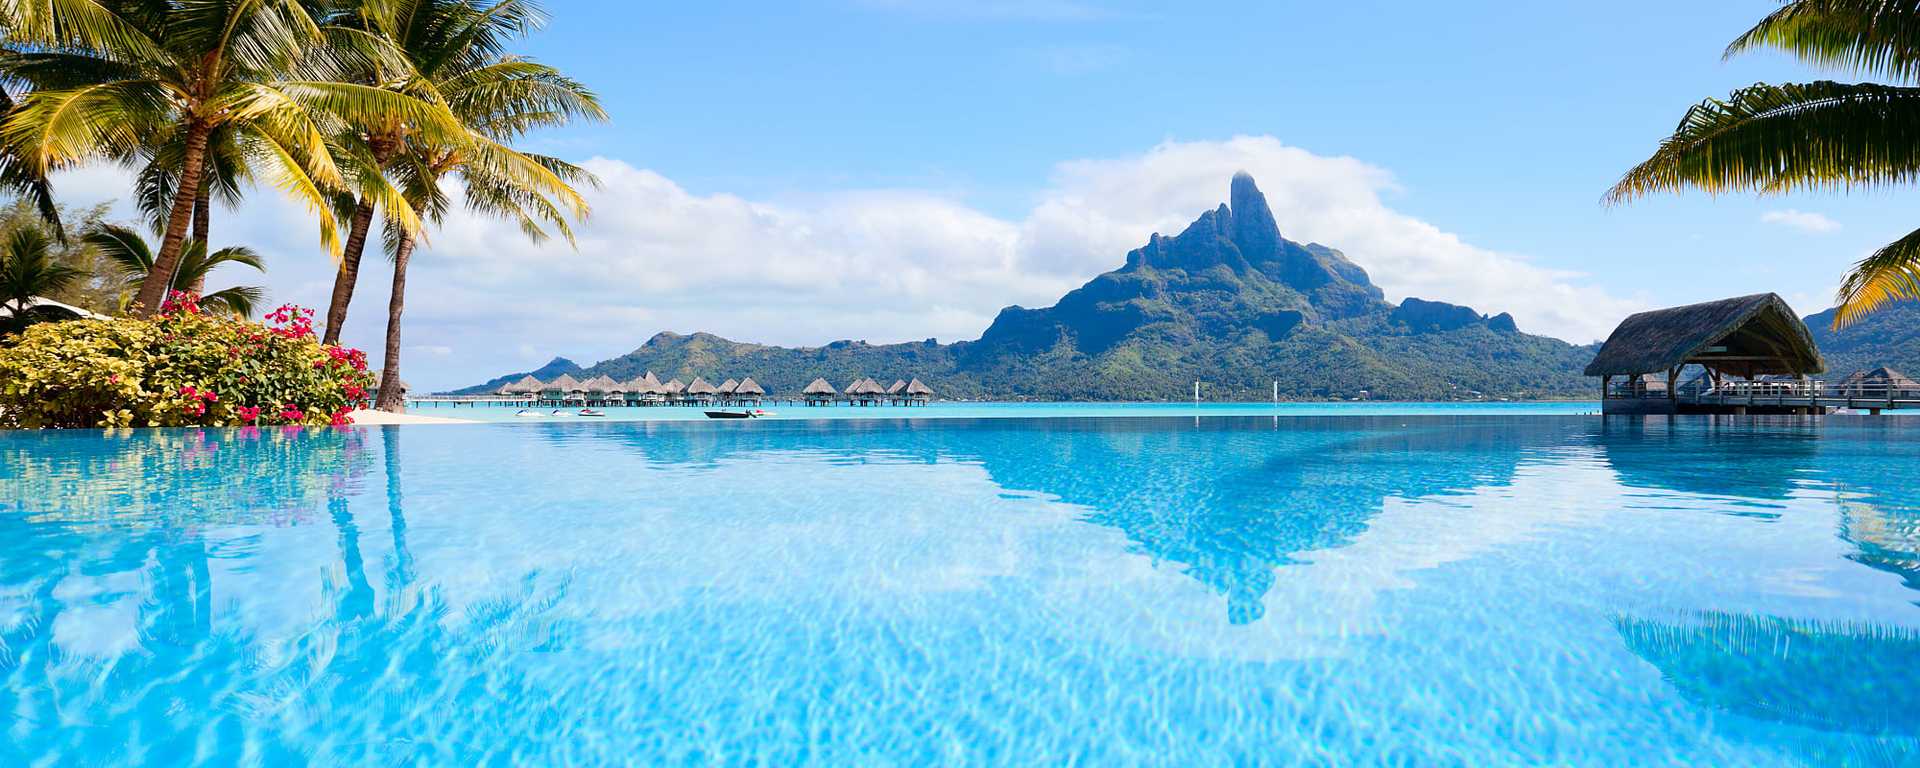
58,0 -> 1914,390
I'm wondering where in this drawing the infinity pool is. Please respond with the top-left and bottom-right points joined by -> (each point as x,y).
4,415 -> 1918,765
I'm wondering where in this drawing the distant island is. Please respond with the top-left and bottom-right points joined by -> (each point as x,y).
452,174 -> 1920,401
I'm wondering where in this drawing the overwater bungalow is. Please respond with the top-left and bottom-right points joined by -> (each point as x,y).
498,375 -> 544,397
545,373 -> 585,404
717,379 -> 739,404
1838,367 -> 1920,398
803,378 -> 837,406
846,378 -> 883,406
685,377 -> 718,406
624,371 -> 666,406
734,377 -> 766,405
582,375 -> 622,405
1586,293 -> 1826,415
905,378 -> 934,405
885,379 -> 908,404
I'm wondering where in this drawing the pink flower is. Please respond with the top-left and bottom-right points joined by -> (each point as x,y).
329,408 -> 353,427
236,406 -> 262,424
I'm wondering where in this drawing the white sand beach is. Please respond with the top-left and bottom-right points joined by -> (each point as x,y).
346,409 -> 479,425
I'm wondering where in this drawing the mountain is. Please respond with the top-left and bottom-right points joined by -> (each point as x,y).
451,173 -> 1597,400
456,356 -> 583,396
1804,301 -> 1920,377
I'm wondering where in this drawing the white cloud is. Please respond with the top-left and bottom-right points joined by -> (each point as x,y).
54,136 -> 1643,389
1760,209 -> 1841,234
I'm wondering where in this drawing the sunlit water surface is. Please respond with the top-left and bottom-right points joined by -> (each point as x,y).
4,414 -> 1919,766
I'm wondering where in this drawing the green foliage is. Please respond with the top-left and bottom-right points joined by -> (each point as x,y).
1609,1 -> 1920,325
1806,300 -> 1920,377
0,198 -> 119,313
0,224 -> 84,314
0,300 -> 373,429
84,224 -> 266,317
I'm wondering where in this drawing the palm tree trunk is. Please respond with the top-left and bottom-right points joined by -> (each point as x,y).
321,198 -> 377,345
133,120 -> 212,317
374,232 -> 414,412
186,179 -> 210,294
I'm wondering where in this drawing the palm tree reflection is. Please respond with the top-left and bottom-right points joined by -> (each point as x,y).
1617,611 -> 1920,762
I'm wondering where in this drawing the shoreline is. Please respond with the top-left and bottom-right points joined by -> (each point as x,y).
346,409 -> 480,425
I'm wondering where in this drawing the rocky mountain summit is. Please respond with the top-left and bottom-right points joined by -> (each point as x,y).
456,174 -> 1595,400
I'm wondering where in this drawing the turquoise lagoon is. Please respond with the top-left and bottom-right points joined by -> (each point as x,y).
411,399 -> 1602,422
3,409 -> 1919,765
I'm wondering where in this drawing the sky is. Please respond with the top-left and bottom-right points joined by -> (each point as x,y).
52,0 -> 1920,391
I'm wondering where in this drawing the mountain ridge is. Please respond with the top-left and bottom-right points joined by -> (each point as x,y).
452,173 -> 1606,399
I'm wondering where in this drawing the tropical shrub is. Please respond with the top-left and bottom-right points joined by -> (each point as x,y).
0,293 -> 373,428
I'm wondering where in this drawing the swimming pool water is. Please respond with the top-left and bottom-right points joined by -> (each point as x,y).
3,414 -> 1918,765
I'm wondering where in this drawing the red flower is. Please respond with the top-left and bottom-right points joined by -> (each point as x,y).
237,406 -> 262,424
329,408 -> 353,427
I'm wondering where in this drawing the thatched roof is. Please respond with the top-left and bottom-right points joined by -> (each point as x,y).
734,377 -> 765,395
844,378 -> 864,395
887,379 -> 908,394
1840,366 -> 1920,389
717,378 -> 739,393
663,378 -> 686,394
370,371 -> 410,392
583,374 -> 622,392
500,374 -> 544,394
686,377 -> 717,395
1584,293 -> 1824,378
641,371 -> 663,391
622,374 -> 656,394
547,373 -> 584,392
856,378 -> 886,395
906,378 -> 933,396
803,377 -> 836,395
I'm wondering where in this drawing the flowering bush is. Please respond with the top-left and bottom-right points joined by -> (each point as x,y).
0,292 -> 374,429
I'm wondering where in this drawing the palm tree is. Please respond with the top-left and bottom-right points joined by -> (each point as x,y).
0,224 -> 83,315
84,224 -> 266,317
0,85 -> 60,236
1608,1 -> 1920,326
358,0 -> 602,411
318,0 -> 602,347
0,0 -> 464,317
130,123 -> 252,292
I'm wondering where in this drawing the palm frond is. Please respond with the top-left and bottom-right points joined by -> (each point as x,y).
197,284 -> 264,317
1727,0 -> 1920,82
1607,80 -> 1920,204
80,223 -> 154,279
1835,225 -> 1920,326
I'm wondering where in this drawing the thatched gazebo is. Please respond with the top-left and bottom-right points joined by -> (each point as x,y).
905,378 -> 934,405
803,377 -> 837,406
368,371 -> 410,402
1838,367 -> 1920,398
685,377 -> 718,405
1584,293 -> 1825,414
734,377 -> 766,405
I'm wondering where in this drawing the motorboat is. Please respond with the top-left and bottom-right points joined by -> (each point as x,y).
578,408 -> 607,417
